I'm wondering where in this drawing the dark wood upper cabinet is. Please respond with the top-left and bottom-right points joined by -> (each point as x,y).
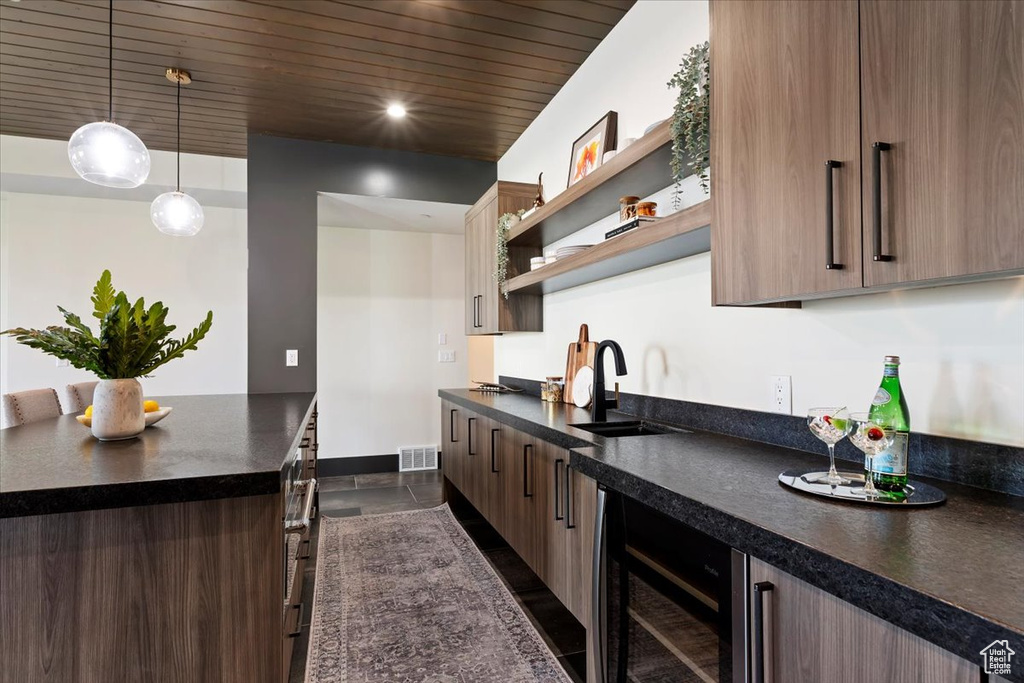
711,0 -> 1024,305
711,0 -> 863,305
464,182 -> 541,335
860,0 -> 1024,287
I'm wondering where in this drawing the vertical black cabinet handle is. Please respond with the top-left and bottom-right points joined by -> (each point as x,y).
753,581 -> 774,683
565,463 -> 576,529
872,142 -> 893,262
824,160 -> 843,270
473,295 -> 481,328
490,428 -> 500,473
554,458 -> 565,520
523,444 -> 533,498
467,418 -> 476,455
449,409 -> 458,442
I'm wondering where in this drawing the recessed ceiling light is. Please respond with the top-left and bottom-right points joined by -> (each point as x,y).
386,104 -> 407,118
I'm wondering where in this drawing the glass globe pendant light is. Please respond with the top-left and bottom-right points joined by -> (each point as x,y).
67,0 -> 150,188
151,68 -> 204,237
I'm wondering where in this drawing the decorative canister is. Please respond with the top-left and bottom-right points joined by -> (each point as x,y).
637,201 -> 658,217
541,377 -> 564,403
619,196 -> 640,222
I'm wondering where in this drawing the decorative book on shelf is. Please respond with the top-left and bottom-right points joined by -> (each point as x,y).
605,216 -> 660,240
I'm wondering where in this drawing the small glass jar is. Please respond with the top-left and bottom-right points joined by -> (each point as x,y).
619,196 -> 640,222
637,201 -> 657,217
541,377 -> 564,403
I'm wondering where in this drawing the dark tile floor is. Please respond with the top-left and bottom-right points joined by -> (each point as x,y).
289,470 -> 587,683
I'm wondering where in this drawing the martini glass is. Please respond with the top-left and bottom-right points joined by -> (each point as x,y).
806,407 -> 853,486
848,412 -> 894,499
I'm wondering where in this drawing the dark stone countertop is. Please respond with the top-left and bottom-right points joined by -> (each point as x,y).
0,393 -> 316,518
440,388 -> 1024,676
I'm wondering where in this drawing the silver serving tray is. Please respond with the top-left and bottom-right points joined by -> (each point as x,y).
778,469 -> 946,507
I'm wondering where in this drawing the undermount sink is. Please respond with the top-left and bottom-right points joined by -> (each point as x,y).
570,420 -> 687,438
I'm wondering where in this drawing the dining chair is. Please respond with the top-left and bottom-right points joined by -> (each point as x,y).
64,381 -> 99,414
1,388 -> 63,428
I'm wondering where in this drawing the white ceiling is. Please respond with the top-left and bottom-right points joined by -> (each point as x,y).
317,192 -> 469,235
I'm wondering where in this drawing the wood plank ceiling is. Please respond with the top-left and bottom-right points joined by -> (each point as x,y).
0,0 -> 635,161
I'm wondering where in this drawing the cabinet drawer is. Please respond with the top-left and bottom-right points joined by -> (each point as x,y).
750,557 -> 976,682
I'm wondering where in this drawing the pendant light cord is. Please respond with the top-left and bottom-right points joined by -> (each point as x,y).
176,79 -> 181,191
108,0 -> 113,121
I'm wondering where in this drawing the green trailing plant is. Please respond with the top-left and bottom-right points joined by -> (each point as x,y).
668,41 -> 710,206
494,209 -> 526,298
1,270 -> 213,379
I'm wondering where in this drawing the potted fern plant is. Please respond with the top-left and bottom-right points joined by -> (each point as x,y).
2,270 -> 213,440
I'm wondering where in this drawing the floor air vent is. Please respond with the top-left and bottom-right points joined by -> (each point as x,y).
398,445 -> 438,472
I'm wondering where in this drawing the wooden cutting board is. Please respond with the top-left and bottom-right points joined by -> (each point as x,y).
564,324 -> 597,404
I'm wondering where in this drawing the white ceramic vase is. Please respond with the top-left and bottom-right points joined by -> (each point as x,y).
91,378 -> 145,441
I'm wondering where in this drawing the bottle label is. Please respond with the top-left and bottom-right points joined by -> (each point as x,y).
867,432 -> 909,476
883,366 -> 899,378
872,388 -> 891,406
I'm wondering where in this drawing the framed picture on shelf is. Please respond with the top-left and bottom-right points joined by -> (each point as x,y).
567,111 -> 617,187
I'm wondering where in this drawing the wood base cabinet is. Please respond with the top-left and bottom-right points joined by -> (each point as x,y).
711,0 -> 1024,306
438,402 -> 596,631
750,557 -> 977,683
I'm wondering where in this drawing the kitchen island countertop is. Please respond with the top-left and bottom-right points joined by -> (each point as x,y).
0,392 -> 316,518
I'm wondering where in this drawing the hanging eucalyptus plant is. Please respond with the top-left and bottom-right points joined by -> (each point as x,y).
667,41 -> 710,206
494,209 -> 525,298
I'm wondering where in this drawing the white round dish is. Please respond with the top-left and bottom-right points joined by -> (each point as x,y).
572,366 -> 594,408
76,406 -> 173,429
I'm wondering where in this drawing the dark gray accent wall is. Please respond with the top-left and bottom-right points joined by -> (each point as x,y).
247,134 -> 496,393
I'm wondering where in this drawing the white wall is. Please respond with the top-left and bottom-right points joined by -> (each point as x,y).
496,0 -> 1024,447
317,227 -> 467,459
0,136 -> 248,404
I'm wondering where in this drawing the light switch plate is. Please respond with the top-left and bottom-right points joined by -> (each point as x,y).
438,333 -> 447,345
771,375 -> 791,414
286,349 -> 299,367
438,350 -> 456,363
55,358 -> 70,368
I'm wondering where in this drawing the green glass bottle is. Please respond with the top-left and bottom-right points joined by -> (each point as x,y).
867,355 -> 910,492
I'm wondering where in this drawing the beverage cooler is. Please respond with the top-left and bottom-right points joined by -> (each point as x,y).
592,488 -> 750,683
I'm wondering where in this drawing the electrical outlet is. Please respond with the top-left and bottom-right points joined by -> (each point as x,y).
55,358 -> 70,368
438,333 -> 447,345
286,349 -> 299,367
438,350 -> 456,363
771,375 -> 792,414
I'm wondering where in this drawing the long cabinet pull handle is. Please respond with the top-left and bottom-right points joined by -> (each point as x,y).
450,409 -> 458,442
872,142 -> 893,262
467,418 -> 476,455
554,458 -> 565,520
472,295 -> 477,328
753,581 -> 775,683
490,428 -> 500,472
824,160 -> 843,270
523,444 -> 534,497
473,295 -> 481,328
565,462 -> 576,529
284,478 -> 318,534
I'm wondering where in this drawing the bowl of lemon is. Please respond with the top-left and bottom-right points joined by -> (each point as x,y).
76,400 -> 172,429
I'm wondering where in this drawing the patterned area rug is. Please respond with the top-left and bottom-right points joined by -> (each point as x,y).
305,504 -> 572,683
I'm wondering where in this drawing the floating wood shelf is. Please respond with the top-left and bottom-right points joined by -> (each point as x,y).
507,119 -> 680,248
503,200 -> 711,296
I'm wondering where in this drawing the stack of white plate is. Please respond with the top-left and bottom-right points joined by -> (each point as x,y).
530,256 -> 546,271
555,245 -> 592,260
